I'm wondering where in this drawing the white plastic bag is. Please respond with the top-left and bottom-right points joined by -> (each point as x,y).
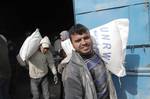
19,28 -> 42,61
90,18 -> 129,77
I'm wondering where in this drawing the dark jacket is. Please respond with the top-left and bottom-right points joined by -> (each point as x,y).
62,51 -> 117,99
0,36 -> 11,79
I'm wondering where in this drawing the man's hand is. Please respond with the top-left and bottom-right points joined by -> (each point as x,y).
54,75 -> 58,84
57,64 -> 64,74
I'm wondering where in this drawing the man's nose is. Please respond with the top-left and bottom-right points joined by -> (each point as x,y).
81,39 -> 86,44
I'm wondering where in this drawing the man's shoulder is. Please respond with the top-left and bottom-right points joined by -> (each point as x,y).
63,60 -> 82,78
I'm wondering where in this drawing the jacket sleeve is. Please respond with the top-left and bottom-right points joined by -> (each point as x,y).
46,51 -> 57,75
63,68 -> 83,99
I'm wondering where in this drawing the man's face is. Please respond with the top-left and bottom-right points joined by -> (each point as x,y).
71,32 -> 93,55
40,46 -> 49,54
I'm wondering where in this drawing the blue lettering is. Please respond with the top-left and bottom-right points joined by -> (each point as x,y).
102,52 -> 111,60
100,27 -> 109,32
101,34 -> 110,40
93,30 -> 99,38
103,43 -> 111,49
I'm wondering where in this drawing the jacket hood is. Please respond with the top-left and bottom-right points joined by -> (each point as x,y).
40,36 -> 51,48
40,36 -> 51,45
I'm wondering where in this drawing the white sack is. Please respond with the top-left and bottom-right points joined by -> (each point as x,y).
19,28 -> 42,61
16,54 -> 26,66
90,18 -> 129,77
61,39 -> 74,57
116,19 -> 129,62
60,39 -> 74,64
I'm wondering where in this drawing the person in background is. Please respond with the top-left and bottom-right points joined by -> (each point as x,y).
54,30 -> 70,72
26,36 -> 58,99
54,36 -> 62,55
0,34 -> 11,99
56,30 -> 69,57
62,24 -> 117,99
7,40 -> 19,98
59,30 -> 69,41
57,30 -> 70,74
53,35 -> 63,67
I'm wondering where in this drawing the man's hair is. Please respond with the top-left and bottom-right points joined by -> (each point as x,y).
69,24 -> 89,40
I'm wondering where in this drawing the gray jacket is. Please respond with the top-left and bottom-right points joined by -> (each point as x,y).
0,36 -> 11,79
62,51 -> 117,99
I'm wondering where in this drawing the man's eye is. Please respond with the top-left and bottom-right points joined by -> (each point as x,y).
75,39 -> 81,42
84,36 -> 90,40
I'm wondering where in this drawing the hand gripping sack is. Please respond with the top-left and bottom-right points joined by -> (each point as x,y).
19,28 -> 42,61
90,18 -> 129,77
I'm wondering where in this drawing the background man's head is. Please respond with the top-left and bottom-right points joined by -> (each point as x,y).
40,36 -> 51,54
60,30 -> 69,41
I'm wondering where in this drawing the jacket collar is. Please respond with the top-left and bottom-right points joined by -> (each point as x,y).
70,51 -> 85,67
